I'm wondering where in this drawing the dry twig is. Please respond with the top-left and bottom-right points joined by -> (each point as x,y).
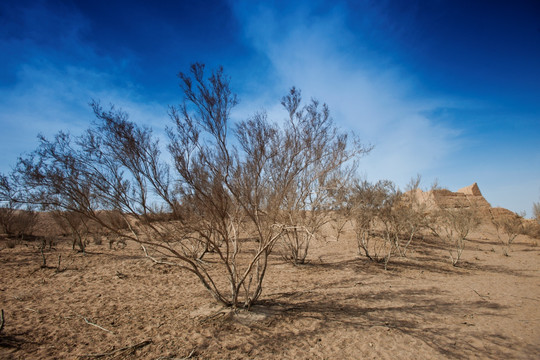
0,309 -> 4,333
83,317 -> 114,334
79,339 -> 152,358
470,288 -> 490,299
141,245 -> 178,267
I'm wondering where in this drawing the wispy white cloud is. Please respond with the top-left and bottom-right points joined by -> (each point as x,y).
0,60 -> 169,173
228,1 -> 540,215
0,1 -> 166,172
230,1 -> 462,186
2,0 -> 536,216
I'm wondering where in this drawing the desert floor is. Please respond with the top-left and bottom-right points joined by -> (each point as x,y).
1,226 -> 539,359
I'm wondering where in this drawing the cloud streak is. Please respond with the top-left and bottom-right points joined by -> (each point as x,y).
0,60 -> 168,173
231,1 -> 461,186
0,2 -> 176,174
1,1 -> 537,215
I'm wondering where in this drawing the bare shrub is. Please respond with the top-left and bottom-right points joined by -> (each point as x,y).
522,220 -> 540,239
392,175 -> 428,258
521,201 -> 540,241
52,211 -> 91,253
325,170 -> 379,243
490,210 -> 525,254
92,233 -> 103,245
0,207 -> 15,236
0,174 -> 38,239
349,177 -> 427,270
327,178 -> 356,242
428,204 -> 480,266
98,210 -> 129,249
0,174 -> 15,235
352,180 -> 396,268
10,64 -> 366,309
0,208 -> 37,240
13,209 -> 37,240
275,93 -> 367,264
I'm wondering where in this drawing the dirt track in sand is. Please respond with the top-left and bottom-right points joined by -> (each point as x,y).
1,225 -> 539,359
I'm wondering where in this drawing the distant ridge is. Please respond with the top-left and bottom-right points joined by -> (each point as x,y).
405,182 -> 492,217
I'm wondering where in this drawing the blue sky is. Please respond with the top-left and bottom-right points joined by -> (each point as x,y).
1,0 -> 539,215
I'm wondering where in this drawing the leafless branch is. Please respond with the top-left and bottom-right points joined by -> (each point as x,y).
0,309 -> 4,333
79,339 -> 152,358
83,317 -> 114,334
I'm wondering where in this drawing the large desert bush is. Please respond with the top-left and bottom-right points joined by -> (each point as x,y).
6,64 -> 367,309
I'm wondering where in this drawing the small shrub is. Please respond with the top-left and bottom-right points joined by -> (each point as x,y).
45,236 -> 56,250
92,233 -> 103,245
428,204 -> 480,266
490,210 -> 524,253
351,180 -> 392,265
533,201 -> 540,224
52,211 -> 89,253
350,177 -> 427,270
522,221 -> 540,239
279,226 -> 314,265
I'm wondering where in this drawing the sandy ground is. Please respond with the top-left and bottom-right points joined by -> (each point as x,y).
1,225 -> 539,359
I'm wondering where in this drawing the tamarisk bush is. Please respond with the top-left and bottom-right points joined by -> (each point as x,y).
349,177 -> 427,270
0,174 -> 37,239
7,64 -> 367,309
276,92 -> 367,264
428,203 -> 480,266
490,209 -> 525,254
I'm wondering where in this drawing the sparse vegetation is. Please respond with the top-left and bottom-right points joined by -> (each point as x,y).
0,174 -> 38,239
5,64 -> 367,309
0,70 -> 538,356
52,211 -> 90,253
490,210 -> 524,253
351,179 -> 396,267
6,239 -> 17,249
348,176 -> 427,270
428,203 -> 480,266
327,177 -> 356,242
275,97 -> 364,264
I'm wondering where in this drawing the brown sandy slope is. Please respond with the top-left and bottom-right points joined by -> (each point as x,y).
0,224 -> 539,359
